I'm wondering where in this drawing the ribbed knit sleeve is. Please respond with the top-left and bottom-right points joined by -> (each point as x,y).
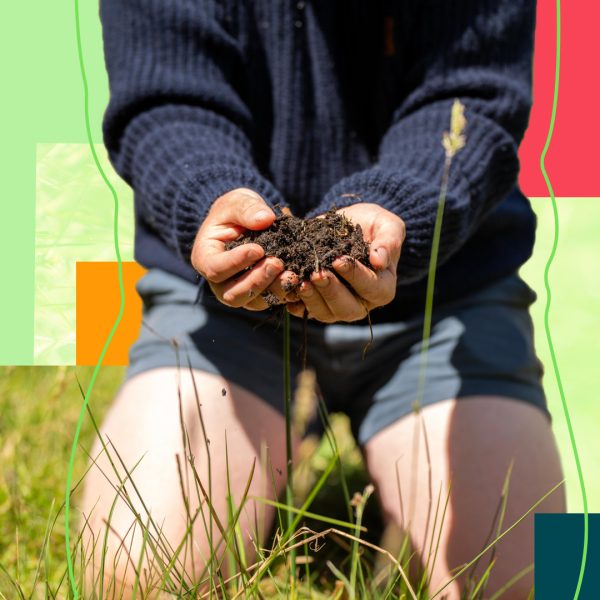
100,0 -> 285,262
307,0 -> 536,284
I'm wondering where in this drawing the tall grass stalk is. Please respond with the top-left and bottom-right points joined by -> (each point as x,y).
349,485 -> 374,597
404,102 -> 468,598
282,310 -> 296,589
415,99 -> 467,411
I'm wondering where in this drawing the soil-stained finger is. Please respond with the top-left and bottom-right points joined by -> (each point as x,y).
368,213 -> 405,270
332,257 -> 396,307
309,271 -> 367,322
199,242 -> 265,283
297,281 -> 337,322
217,257 -> 284,307
266,271 -> 300,303
286,301 -> 308,319
243,295 -> 271,311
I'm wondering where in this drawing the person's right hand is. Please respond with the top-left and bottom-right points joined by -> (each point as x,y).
191,188 -> 295,310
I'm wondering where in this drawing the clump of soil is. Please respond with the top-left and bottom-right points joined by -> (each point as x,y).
226,209 -> 370,297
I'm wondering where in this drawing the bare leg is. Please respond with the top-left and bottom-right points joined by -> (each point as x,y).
364,397 -> 565,599
80,367 -> 292,598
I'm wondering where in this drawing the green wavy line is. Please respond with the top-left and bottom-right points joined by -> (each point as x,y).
540,2 -> 588,598
65,0 -> 126,597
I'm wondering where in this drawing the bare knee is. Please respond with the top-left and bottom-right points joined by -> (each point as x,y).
365,397 -> 566,597
82,492 -> 257,599
79,368 -> 290,596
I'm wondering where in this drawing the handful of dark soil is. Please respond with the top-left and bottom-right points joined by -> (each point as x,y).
226,208 -> 370,287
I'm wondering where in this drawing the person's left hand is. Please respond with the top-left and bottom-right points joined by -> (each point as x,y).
286,203 -> 405,322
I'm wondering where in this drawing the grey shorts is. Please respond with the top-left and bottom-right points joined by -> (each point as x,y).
127,269 -> 549,445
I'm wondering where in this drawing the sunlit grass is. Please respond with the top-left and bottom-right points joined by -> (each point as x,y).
0,364 -> 558,599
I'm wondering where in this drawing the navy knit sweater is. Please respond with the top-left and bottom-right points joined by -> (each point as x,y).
100,0 -> 537,321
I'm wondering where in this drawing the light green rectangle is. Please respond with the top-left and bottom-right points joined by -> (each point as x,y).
0,142 -> 35,365
521,197 -> 600,513
34,143 -> 134,365
0,0 -> 109,364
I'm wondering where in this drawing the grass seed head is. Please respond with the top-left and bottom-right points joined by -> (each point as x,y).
442,98 -> 467,158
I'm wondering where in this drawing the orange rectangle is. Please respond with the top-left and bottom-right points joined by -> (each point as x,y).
76,261 -> 146,366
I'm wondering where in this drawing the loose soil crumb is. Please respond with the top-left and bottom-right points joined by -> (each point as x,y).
226,209 -> 370,301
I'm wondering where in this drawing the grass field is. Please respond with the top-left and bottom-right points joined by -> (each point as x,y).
0,198 -> 598,598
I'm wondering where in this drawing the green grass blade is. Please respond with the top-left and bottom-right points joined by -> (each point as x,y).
253,498 -> 365,532
27,498 -> 55,600
469,558 -> 496,599
488,564 -> 533,600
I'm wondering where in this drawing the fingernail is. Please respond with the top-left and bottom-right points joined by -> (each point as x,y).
336,257 -> 352,272
266,261 -> 282,277
375,247 -> 389,269
313,274 -> 330,288
281,273 -> 298,293
248,248 -> 262,261
299,283 -> 314,297
255,209 -> 272,222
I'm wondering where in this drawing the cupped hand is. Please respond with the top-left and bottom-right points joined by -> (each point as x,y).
191,188 -> 291,310
286,203 -> 405,323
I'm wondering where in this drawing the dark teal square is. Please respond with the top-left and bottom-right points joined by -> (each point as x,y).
535,513 -> 599,599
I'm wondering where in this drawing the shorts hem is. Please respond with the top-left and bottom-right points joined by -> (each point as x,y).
356,379 -> 549,446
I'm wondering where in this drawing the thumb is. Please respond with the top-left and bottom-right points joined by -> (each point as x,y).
369,216 -> 405,272
217,188 -> 276,230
